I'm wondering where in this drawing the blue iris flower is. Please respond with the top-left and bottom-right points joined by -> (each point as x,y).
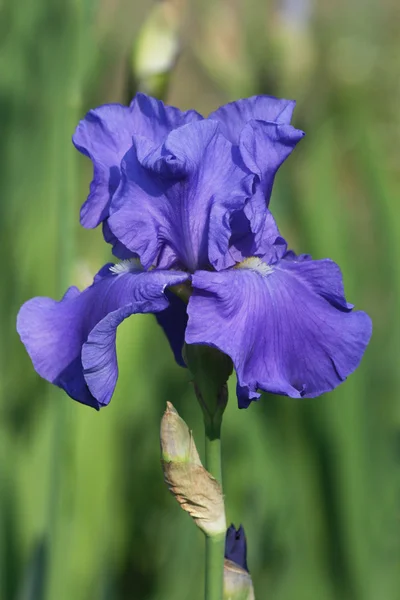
17,93 -> 372,409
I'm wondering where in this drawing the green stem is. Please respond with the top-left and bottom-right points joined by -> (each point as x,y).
204,420 -> 225,600
184,344 -> 230,600
204,422 -> 223,486
45,47 -> 80,600
205,534 -> 225,600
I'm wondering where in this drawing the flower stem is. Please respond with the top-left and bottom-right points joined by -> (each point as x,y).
184,345 -> 231,600
45,41 -> 81,599
204,420 -> 223,487
204,419 -> 225,600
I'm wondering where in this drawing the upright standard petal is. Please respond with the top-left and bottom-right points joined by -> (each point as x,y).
186,257 -> 372,407
239,120 -> 305,239
209,95 -> 296,144
102,220 -> 134,260
209,97 -> 304,230
207,117 -> 304,248
73,93 -> 202,228
17,262 -> 189,408
108,120 -> 255,271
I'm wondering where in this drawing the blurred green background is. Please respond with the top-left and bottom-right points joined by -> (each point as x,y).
1,0 -> 399,598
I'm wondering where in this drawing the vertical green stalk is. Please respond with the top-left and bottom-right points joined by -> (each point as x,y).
184,344 -> 231,600
45,4 -> 82,597
45,97 -> 78,600
204,420 -> 225,600
204,423 -> 223,486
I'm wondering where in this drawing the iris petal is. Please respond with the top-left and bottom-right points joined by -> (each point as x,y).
239,120 -> 305,236
17,264 -> 189,408
73,93 -> 202,229
186,258 -> 372,407
155,291 -> 188,367
102,220 -> 134,260
218,209 -> 287,271
108,120 -> 255,271
209,95 -> 296,144
204,115 -> 304,257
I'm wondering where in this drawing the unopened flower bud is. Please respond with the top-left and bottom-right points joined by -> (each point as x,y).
224,560 -> 255,600
224,525 -> 255,599
160,402 -> 226,537
224,525 -> 254,600
160,401 -> 202,464
132,0 -> 183,95
225,524 -> 248,572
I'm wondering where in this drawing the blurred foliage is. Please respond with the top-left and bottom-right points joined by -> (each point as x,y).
1,0 -> 399,599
